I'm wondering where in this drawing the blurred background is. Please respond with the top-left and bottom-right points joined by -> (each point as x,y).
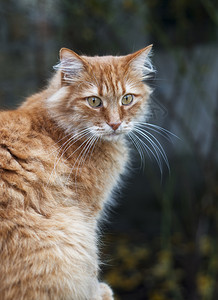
0,0 -> 218,299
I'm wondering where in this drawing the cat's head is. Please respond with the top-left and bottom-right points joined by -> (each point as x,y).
47,46 -> 154,141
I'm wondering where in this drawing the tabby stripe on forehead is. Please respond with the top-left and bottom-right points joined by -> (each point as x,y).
98,68 -> 104,96
121,80 -> 126,96
114,77 -> 119,94
113,64 -> 120,94
109,70 -> 117,96
103,76 -> 110,94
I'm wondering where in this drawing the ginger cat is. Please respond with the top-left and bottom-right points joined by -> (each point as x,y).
0,45 -> 154,299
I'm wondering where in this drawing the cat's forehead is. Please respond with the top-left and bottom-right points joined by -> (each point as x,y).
82,55 -> 126,75
82,55 -> 127,97
85,80 -> 126,99
81,55 -> 122,65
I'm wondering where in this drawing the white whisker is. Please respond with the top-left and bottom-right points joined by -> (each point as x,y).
131,131 -> 163,174
74,134 -> 99,185
47,128 -> 92,185
133,126 -> 170,173
141,125 -> 173,143
65,134 -> 98,185
128,132 -> 146,169
49,131 -> 75,156
136,122 -> 179,140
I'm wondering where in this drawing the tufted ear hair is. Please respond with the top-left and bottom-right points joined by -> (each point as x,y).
124,45 -> 155,80
53,48 -> 87,86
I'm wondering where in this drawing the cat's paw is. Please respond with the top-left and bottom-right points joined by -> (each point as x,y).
99,282 -> 114,300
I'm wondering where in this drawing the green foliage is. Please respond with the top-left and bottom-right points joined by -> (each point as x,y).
102,231 -> 218,299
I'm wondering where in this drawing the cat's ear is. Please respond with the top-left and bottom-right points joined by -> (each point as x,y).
54,48 -> 87,86
124,45 -> 155,79
59,48 -> 86,64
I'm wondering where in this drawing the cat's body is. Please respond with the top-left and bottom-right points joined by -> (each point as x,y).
0,46 -> 153,299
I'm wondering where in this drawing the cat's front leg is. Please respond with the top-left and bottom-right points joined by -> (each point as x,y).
99,283 -> 114,300
92,282 -> 113,300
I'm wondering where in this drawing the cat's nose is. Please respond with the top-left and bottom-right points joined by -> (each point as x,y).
107,122 -> 121,131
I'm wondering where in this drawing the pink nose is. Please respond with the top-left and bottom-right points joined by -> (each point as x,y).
107,122 -> 121,131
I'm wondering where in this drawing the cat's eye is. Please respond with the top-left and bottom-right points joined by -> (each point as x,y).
87,96 -> 102,108
122,94 -> 133,106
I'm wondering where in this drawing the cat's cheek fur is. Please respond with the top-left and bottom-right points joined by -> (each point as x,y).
46,87 -> 78,134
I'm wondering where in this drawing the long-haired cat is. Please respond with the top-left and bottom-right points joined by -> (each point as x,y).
0,45 -> 155,299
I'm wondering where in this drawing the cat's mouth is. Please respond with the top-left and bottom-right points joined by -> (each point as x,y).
105,132 -> 121,136
94,127 -> 130,139
102,130 -> 127,139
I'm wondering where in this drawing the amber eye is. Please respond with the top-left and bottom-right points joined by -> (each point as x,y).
87,96 -> 102,108
122,94 -> 133,105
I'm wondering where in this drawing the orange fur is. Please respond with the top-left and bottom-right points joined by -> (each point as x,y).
0,46 -> 153,299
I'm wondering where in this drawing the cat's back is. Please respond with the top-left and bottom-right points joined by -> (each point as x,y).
0,108 -> 46,180
0,108 -> 65,213
0,109 -> 31,143
0,106 -> 50,152
0,108 -> 45,158
0,109 -> 34,193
